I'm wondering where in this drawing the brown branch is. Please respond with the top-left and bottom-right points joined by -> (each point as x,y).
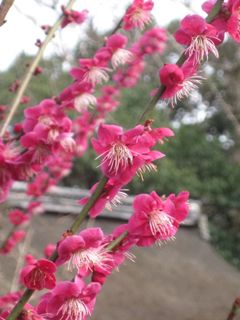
0,0 -> 76,138
0,0 -> 14,26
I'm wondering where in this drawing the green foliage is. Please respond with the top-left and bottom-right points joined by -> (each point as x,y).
210,224 -> 240,270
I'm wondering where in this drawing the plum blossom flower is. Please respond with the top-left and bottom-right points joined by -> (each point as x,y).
21,99 -> 75,162
0,140 -> 20,203
101,34 -> 134,69
27,201 -> 44,216
79,180 -> 128,218
202,0 -> 240,43
123,0 -> 154,31
61,7 -> 88,28
59,82 -> 96,112
27,172 -> 53,197
20,258 -> 56,290
57,228 -> 112,275
8,209 -> 29,226
128,191 -> 189,246
70,55 -> 111,87
37,279 -> 101,320
159,62 -> 204,106
0,230 -> 26,255
226,0 -> 240,43
92,224 -> 137,284
44,244 -> 56,259
92,123 -> 165,178
174,15 -> 221,64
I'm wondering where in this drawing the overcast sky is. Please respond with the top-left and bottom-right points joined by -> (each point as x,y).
0,0 -> 204,71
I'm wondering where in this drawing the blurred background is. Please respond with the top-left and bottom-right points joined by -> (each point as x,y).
0,0 -> 240,319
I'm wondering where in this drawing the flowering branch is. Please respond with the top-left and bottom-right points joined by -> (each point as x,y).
0,0 -> 14,27
2,0 -> 234,319
6,289 -> 34,320
5,2 -> 225,318
107,231 -> 128,251
226,297 -> 240,320
70,177 -> 109,234
0,0 -> 76,138
206,0 -> 224,23
138,0 -> 224,123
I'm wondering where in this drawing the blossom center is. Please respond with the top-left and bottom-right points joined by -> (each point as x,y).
187,35 -> 219,64
38,115 -> 53,126
74,93 -> 97,112
131,9 -> 151,29
148,210 -> 174,237
101,142 -> 133,174
112,49 -> 133,69
105,189 -> 128,210
30,268 -> 45,287
58,298 -> 90,320
68,246 -> 111,272
84,67 -> 109,86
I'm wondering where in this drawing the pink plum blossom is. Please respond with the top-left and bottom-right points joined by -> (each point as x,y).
20,258 -> 56,290
0,230 -> 26,255
174,15 -> 221,64
79,180 -> 128,218
59,82 -> 96,112
70,56 -> 111,87
128,191 -> 189,246
57,228 -> 112,275
21,99 -> 75,163
99,34 -> 134,69
123,0 -> 154,31
37,279 -> 101,320
8,209 -> 29,226
0,140 -> 20,203
61,7 -> 88,28
27,172 -> 53,197
226,0 -> 240,43
44,244 -> 56,259
92,224 -> 137,284
92,123 -> 165,179
159,61 -> 203,106
202,0 -> 240,43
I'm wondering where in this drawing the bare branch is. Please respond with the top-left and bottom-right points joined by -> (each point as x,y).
0,0 -> 15,27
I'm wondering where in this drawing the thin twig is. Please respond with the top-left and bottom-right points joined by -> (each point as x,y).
0,0 -> 14,27
169,0 -> 240,137
137,0 -> 224,123
0,0 -> 76,138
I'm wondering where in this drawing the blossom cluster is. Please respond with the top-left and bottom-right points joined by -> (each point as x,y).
0,190 -> 189,319
158,0 -> 240,106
